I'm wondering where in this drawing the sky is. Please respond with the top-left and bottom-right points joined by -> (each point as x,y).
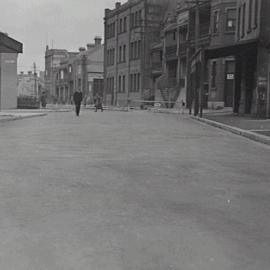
0,0 -> 121,73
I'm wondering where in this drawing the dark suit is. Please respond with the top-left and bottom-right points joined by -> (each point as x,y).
73,91 -> 83,116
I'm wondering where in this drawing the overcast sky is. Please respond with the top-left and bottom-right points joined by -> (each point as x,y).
0,0 -> 121,73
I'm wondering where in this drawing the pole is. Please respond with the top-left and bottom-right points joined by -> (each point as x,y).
199,48 -> 205,117
194,1 -> 200,116
34,62 -> 37,97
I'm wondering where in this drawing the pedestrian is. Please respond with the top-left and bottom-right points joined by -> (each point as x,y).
73,89 -> 83,116
94,94 -> 103,112
181,99 -> 185,114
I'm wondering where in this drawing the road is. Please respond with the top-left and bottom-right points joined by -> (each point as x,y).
0,110 -> 270,270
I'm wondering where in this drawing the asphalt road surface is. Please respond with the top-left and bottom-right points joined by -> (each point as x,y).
0,110 -> 270,270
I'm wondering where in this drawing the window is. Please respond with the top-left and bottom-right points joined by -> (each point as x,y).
173,31 -> 176,40
122,75 -> 126,92
138,40 -> 141,58
68,65 -> 72,73
138,10 -> 142,25
226,9 -> 236,32
254,0 -> 258,28
131,13 -> 134,28
248,0 -> 253,31
123,45 -> 126,62
130,42 -> 134,59
134,74 -> 137,92
123,17 -> 127,32
137,73 -> 140,91
134,41 -> 138,59
213,10 -> 219,34
119,19 -> 123,33
107,22 -> 116,39
241,4 -> 246,37
135,11 -> 138,26
119,46 -> 122,63
211,61 -> 217,88
130,74 -> 133,91
118,76 -> 122,92
237,7 -> 241,39
60,70 -> 64,79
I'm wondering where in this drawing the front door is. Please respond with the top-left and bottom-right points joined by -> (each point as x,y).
224,60 -> 235,107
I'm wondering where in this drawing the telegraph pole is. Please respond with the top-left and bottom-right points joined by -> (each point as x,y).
33,62 -> 37,98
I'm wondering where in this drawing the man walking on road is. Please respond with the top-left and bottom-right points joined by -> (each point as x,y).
73,89 -> 83,116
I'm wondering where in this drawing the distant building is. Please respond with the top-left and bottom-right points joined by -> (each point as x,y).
17,71 -> 44,97
45,47 -> 78,102
0,32 -> 23,109
54,37 -> 104,104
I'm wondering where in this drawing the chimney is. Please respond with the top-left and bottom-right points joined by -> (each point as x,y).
79,47 -> 86,52
87,43 -> 95,51
94,36 -> 102,46
115,2 -> 121,9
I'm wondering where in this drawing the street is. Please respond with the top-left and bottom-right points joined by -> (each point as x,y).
0,110 -> 270,270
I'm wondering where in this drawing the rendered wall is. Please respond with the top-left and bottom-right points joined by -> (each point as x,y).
0,53 -> 18,110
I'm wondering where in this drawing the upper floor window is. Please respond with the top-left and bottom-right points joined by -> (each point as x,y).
106,22 -> 115,39
123,17 -> 127,32
226,8 -> 236,32
241,3 -> 246,38
211,61 -> 217,88
248,0 -> 253,31
254,0 -> 258,28
213,10 -> 219,34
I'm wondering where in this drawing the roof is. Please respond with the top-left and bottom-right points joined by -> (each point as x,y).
0,32 -> 23,53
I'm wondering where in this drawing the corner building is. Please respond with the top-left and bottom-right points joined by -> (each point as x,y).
104,0 -> 168,106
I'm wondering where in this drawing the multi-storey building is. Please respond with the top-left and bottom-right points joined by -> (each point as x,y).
207,0 -> 237,109
45,37 -> 103,104
104,0 -> 172,107
0,32 -> 23,109
54,37 -> 104,104
206,0 -> 270,117
45,47 -> 78,102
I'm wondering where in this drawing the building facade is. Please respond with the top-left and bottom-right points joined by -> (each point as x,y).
104,0 -> 172,106
45,47 -> 77,102
206,0 -> 270,117
54,37 -> 104,104
0,32 -> 23,110
17,71 -> 44,97
45,37 -> 103,104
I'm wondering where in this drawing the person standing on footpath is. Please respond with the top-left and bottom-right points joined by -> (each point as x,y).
73,89 -> 83,116
94,93 -> 103,112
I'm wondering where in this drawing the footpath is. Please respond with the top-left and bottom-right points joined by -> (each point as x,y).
150,107 -> 270,146
0,104 -> 73,123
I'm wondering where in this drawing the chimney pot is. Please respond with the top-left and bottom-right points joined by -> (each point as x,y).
94,36 -> 102,46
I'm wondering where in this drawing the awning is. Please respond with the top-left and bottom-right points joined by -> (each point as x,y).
0,32 -> 23,53
205,39 -> 258,60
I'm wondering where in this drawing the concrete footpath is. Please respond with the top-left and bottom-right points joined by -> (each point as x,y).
150,107 -> 270,146
0,110 -> 47,122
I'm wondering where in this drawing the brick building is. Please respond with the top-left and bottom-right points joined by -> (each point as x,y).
206,0 -> 270,118
0,32 -> 23,110
45,47 -> 78,102
103,0 -> 173,107
45,37 -> 103,104
54,37 -> 104,104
